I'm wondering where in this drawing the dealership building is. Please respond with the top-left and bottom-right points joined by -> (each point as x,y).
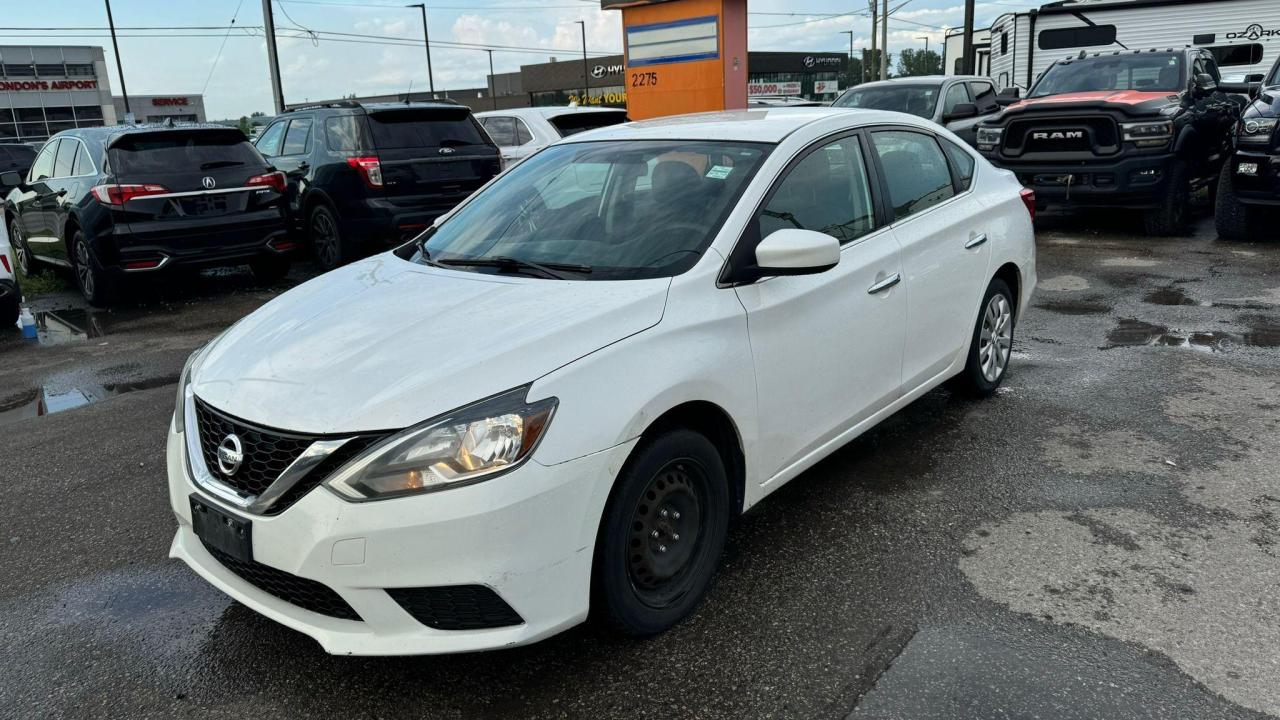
0,45 -> 117,143
292,50 -> 848,113
112,94 -> 207,124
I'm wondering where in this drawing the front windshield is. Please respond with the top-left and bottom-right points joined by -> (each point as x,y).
406,140 -> 770,280
831,86 -> 938,118
1030,53 -> 1185,98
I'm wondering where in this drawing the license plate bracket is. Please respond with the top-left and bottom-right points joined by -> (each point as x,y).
190,494 -> 252,562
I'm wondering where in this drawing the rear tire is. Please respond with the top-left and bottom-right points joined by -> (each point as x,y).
950,278 -> 1015,398
1142,159 -> 1190,237
308,204 -> 348,271
10,218 -> 33,276
249,253 -> 291,283
1214,160 -> 1257,241
69,230 -> 117,307
594,429 -> 730,636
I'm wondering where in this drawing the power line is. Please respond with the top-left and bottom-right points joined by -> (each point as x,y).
203,0 -> 247,95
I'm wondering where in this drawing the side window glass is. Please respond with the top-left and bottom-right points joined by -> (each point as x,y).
970,82 -> 998,113
1203,55 -> 1222,82
759,137 -> 877,244
30,141 -> 56,181
871,130 -> 956,221
484,117 -> 517,146
942,83 -> 972,116
282,117 -> 312,156
52,139 -> 76,179
71,142 -> 94,176
255,121 -> 286,157
514,118 -> 534,145
940,137 -> 975,192
325,115 -> 366,152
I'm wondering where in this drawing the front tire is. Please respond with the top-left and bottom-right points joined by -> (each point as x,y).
951,278 -> 1015,398
1215,161 -> 1257,241
594,429 -> 730,636
69,230 -> 117,307
308,204 -> 348,271
1142,159 -> 1190,237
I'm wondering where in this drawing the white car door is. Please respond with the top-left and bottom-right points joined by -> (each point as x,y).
733,133 -> 907,484
869,128 -> 991,392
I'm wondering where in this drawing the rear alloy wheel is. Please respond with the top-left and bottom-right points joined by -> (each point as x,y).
70,230 -> 117,307
309,204 -> 346,271
595,429 -> 730,636
10,219 -> 31,276
951,278 -> 1015,398
1143,159 -> 1191,237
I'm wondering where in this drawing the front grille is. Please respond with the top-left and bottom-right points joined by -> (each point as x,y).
1003,115 -> 1119,157
201,539 -> 362,621
387,585 -> 524,631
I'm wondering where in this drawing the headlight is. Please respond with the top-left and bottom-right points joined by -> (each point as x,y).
325,386 -> 557,501
173,347 -> 201,434
1121,121 -> 1173,147
976,126 -> 1004,151
1238,118 -> 1277,145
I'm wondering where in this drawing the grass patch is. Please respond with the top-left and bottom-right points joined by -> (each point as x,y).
17,265 -> 68,298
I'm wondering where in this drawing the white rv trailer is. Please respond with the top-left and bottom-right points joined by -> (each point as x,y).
986,0 -> 1280,92
943,27 -> 993,76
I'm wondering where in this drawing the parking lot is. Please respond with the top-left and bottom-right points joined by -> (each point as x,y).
1,209 -> 1277,719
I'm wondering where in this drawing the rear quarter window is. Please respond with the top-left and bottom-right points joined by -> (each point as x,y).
367,108 -> 487,149
325,114 -> 371,152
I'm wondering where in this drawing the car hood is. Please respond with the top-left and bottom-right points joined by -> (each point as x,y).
193,255 -> 671,434
996,90 -> 1178,119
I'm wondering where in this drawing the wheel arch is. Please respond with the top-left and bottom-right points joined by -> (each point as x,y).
634,400 -> 747,517
993,261 -> 1022,320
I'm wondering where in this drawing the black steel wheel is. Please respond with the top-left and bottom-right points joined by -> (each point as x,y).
595,429 -> 729,635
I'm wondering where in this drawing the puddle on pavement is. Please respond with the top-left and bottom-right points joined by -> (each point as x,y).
1036,299 -> 1112,316
1144,286 -> 1202,307
0,374 -> 178,428
30,308 -> 113,345
1103,317 -> 1280,352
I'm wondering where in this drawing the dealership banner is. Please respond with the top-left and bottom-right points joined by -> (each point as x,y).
813,80 -> 841,94
747,81 -> 801,96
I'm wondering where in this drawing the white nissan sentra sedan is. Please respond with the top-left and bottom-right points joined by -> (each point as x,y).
168,108 -> 1036,655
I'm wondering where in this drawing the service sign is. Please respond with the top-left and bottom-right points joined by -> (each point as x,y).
748,81 -> 802,96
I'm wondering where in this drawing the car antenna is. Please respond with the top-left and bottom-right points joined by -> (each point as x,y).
405,78 -> 414,105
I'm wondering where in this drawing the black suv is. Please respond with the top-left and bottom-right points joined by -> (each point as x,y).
1216,55 -> 1280,240
255,101 -> 502,270
975,48 -> 1245,235
0,143 -> 37,179
1,125 -> 292,305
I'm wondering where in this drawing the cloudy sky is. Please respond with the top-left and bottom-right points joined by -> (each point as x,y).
7,0 -> 1039,118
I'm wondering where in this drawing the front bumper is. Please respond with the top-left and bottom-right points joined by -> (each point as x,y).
982,151 -> 1177,209
1228,149 -> 1280,206
167,425 -> 633,655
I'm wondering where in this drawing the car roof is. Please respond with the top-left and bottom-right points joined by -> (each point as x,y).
475,106 -> 627,119
562,107 -> 910,144
849,76 -> 986,90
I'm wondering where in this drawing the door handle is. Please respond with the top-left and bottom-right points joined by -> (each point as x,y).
965,233 -> 988,249
867,273 -> 901,295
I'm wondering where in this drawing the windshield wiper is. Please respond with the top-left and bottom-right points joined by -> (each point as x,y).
436,255 -> 591,280
761,209 -> 803,229
200,160 -> 245,169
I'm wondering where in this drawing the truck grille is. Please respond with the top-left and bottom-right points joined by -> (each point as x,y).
1003,115 -> 1120,157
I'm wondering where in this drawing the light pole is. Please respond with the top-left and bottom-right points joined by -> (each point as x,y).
103,0 -> 130,119
880,0 -> 888,80
961,0 -> 976,75
839,30 -> 854,88
576,20 -> 589,105
918,36 -> 929,55
486,49 -> 496,110
407,4 -> 435,97
867,0 -> 876,84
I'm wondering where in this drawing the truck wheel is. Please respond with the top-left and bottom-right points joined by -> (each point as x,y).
1214,161 -> 1256,241
1142,160 -> 1190,237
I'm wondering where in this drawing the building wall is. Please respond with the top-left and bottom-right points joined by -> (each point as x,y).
113,94 -> 207,124
0,45 -> 115,142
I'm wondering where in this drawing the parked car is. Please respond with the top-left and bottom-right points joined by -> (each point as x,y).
255,100 -> 501,270
0,219 -> 18,327
1216,55 -> 1279,240
168,107 -> 1036,655
0,143 -> 37,180
476,106 -> 628,164
831,76 -> 1002,145
748,95 -> 827,107
974,48 -> 1245,235
1,124 -> 292,306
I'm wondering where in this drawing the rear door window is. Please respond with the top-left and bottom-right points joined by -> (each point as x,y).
367,107 -> 487,149
281,117 -> 312,156
52,138 -> 76,178
548,112 -> 628,137
482,117 -> 517,146
871,130 -> 956,221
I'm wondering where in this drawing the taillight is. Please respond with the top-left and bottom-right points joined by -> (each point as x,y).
346,156 -> 383,188
91,183 -> 168,207
247,171 -> 286,193
1020,187 -> 1036,222
0,253 -> 10,273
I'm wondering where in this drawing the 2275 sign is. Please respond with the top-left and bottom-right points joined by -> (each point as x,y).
631,72 -> 659,87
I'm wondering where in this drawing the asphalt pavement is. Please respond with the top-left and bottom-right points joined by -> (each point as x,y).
2,211 -> 1278,719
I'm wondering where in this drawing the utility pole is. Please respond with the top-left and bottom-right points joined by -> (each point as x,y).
407,4 -> 435,97
103,0 -> 130,120
880,0 -> 889,80
261,0 -> 285,114
919,36 -> 929,55
961,0 -> 976,75
839,30 -> 854,88
867,0 -> 877,84
576,20 -> 589,104
486,49 -> 496,110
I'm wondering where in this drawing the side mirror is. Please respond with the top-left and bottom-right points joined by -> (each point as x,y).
754,229 -> 840,276
998,87 -> 1021,98
944,102 -> 979,121
1194,72 -> 1218,96
0,171 -> 22,189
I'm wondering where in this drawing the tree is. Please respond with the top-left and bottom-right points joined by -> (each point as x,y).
237,116 -> 252,137
897,48 -> 943,77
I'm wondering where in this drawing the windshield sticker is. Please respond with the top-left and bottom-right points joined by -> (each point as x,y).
706,165 -> 733,179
